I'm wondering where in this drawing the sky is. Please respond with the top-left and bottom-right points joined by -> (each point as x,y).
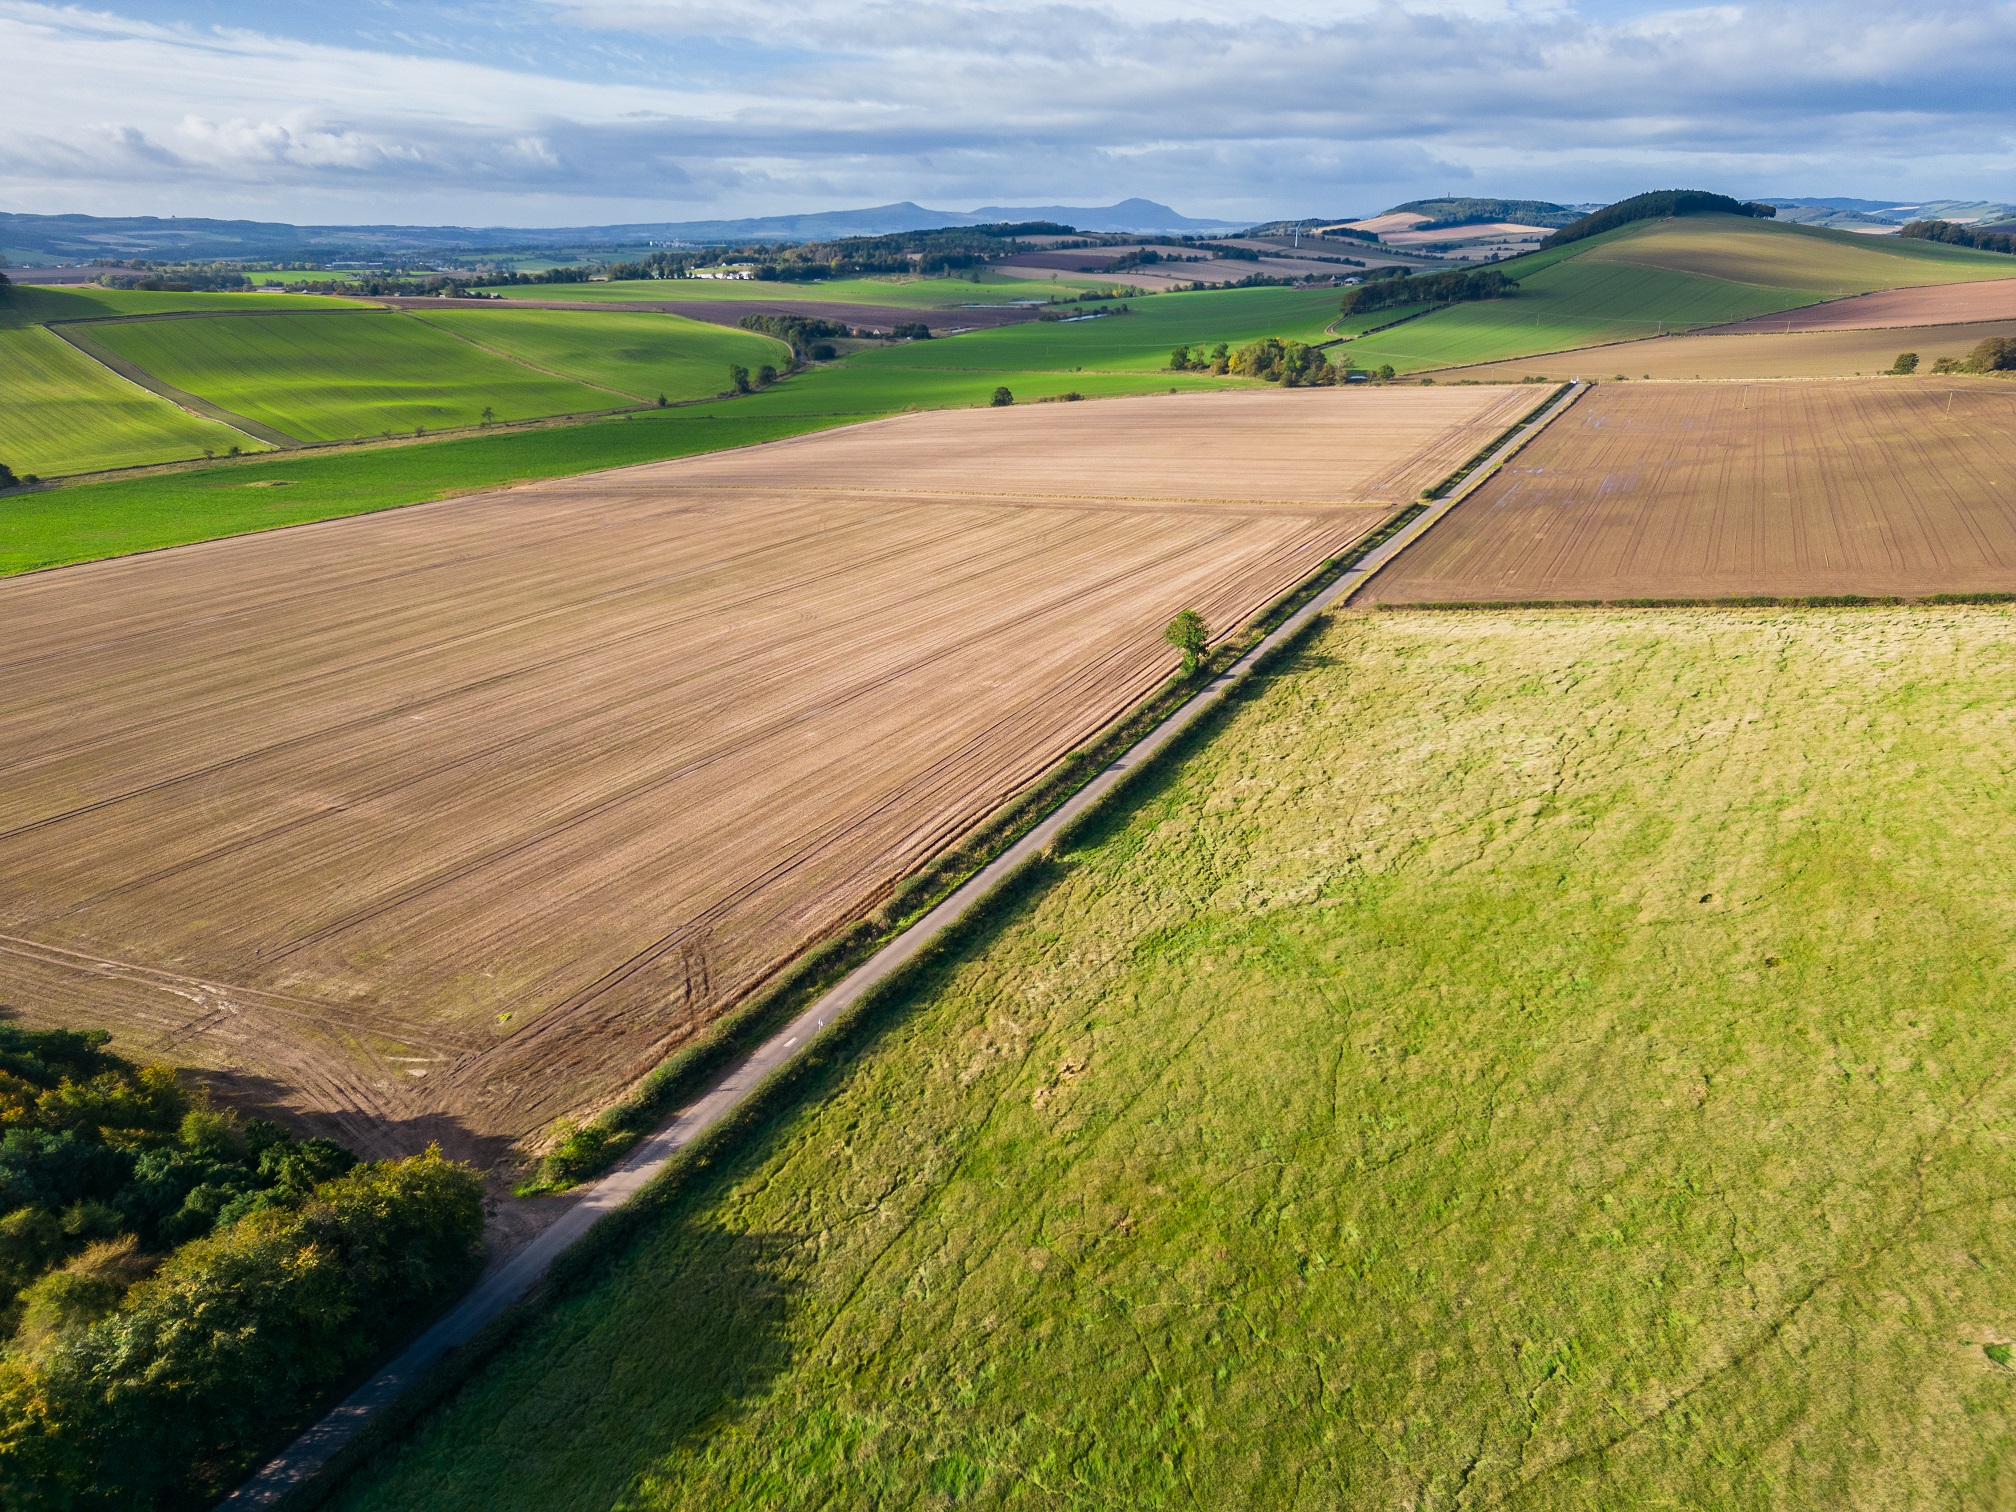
2,0 -> 2012,227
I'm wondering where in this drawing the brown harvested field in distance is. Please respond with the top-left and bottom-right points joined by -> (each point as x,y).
1436,319 -> 2016,382
660,387 -> 1542,505
1357,378 -> 2016,604
1710,278 -> 2016,333
0,388 -> 1531,1162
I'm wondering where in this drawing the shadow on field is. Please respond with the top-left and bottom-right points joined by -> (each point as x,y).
340,1217 -> 800,1512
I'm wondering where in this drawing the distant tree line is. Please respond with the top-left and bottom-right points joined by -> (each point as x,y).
92,260 -> 252,292
1541,191 -> 1778,249
1899,220 -> 2016,255
1339,265 -> 1516,316
0,1023 -> 484,1510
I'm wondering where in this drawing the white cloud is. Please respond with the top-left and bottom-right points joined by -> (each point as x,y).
1,0 -> 2012,224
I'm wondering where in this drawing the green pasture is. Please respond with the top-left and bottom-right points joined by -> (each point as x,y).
409,308 -> 788,401
0,283 -> 355,327
85,310 -> 624,442
0,409 -> 853,575
846,286 -> 1354,374
501,272 -> 1100,309
0,327 -> 262,477
335,607 -> 2016,1512
1348,260 -> 1820,373
726,362 -> 1240,418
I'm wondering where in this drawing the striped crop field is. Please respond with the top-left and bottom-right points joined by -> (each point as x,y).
82,310 -> 625,441
408,308 -> 789,401
0,325 -> 266,476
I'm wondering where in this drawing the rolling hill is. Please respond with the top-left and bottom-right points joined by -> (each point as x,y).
1343,214 -> 2016,374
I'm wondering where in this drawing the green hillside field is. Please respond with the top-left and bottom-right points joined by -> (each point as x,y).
500,272 -> 1110,308
1347,214 -> 2016,374
333,606 -> 2016,1512
84,310 -> 626,441
409,308 -> 790,401
0,326 -> 263,476
0,283 -> 356,327
842,286 -> 1368,376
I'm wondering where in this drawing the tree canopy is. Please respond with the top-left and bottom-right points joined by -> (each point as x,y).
1540,191 -> 1777,249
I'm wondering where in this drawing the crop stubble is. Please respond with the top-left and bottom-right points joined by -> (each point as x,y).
0,388 -> 1528,1157
1358,378 -> 2016,603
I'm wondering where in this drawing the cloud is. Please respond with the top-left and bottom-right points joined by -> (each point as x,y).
1,0 -> 2012,224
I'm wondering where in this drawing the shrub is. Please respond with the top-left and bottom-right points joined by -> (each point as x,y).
1967,336 -> 2016,372
1890,352 -> 1920,375
1163,609 -> 1209,674
1228,337 -> 1336,386
990,386 -> 1014,407
0,1149 -> 483,1510
0,464 -> 16,490
756,364 -> 778,387
728,363 -> 751,393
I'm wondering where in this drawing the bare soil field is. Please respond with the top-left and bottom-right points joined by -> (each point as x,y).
660,387 -> 1541,506
0,389 -> 1528,1160
1357,378 -> 2016,603
1436,319 -> 2016,382
1710,278 -> 2016,333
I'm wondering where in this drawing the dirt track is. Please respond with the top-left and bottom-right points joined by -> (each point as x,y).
0,388 -> 1528,1160
1357,378 -> 2016,604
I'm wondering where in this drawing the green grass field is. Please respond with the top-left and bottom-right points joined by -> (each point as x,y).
1348,215 -> 2016,374
0,283 -> 356,326
409,308 -> 789,401
0,409 -> 856,575
84,310 -> 625,441
845,286 -> 1361,375
0,326 -> 263,476
334,607 -> 2016,1512
501,272 -> 1106,308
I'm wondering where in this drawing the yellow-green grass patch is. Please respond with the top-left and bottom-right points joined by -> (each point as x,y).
84,310 -> 627,442
408,308 -> 790,401
849,286 -> 1355,375
0,326 -> 264,476
1583,214 -> 2016,292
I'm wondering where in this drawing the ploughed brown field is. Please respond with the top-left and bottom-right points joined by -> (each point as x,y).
1437,319 -> 2016,382
1357,378 -> 2016,604
0,388 -> 1530,1160
1710,278 -> 2016,333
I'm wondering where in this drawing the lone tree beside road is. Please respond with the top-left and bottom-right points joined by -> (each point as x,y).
1164,609 -> 1209,674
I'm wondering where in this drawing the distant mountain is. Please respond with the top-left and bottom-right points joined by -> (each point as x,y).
0,199 -> 1239,263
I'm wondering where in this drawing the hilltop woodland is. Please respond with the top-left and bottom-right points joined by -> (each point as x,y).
1338,265 -> 1515,316
1383,197 -> 1579,230
0,1023 -> 483,1512
1541,190 -> 1778,248
1902,220 -> 2016,256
